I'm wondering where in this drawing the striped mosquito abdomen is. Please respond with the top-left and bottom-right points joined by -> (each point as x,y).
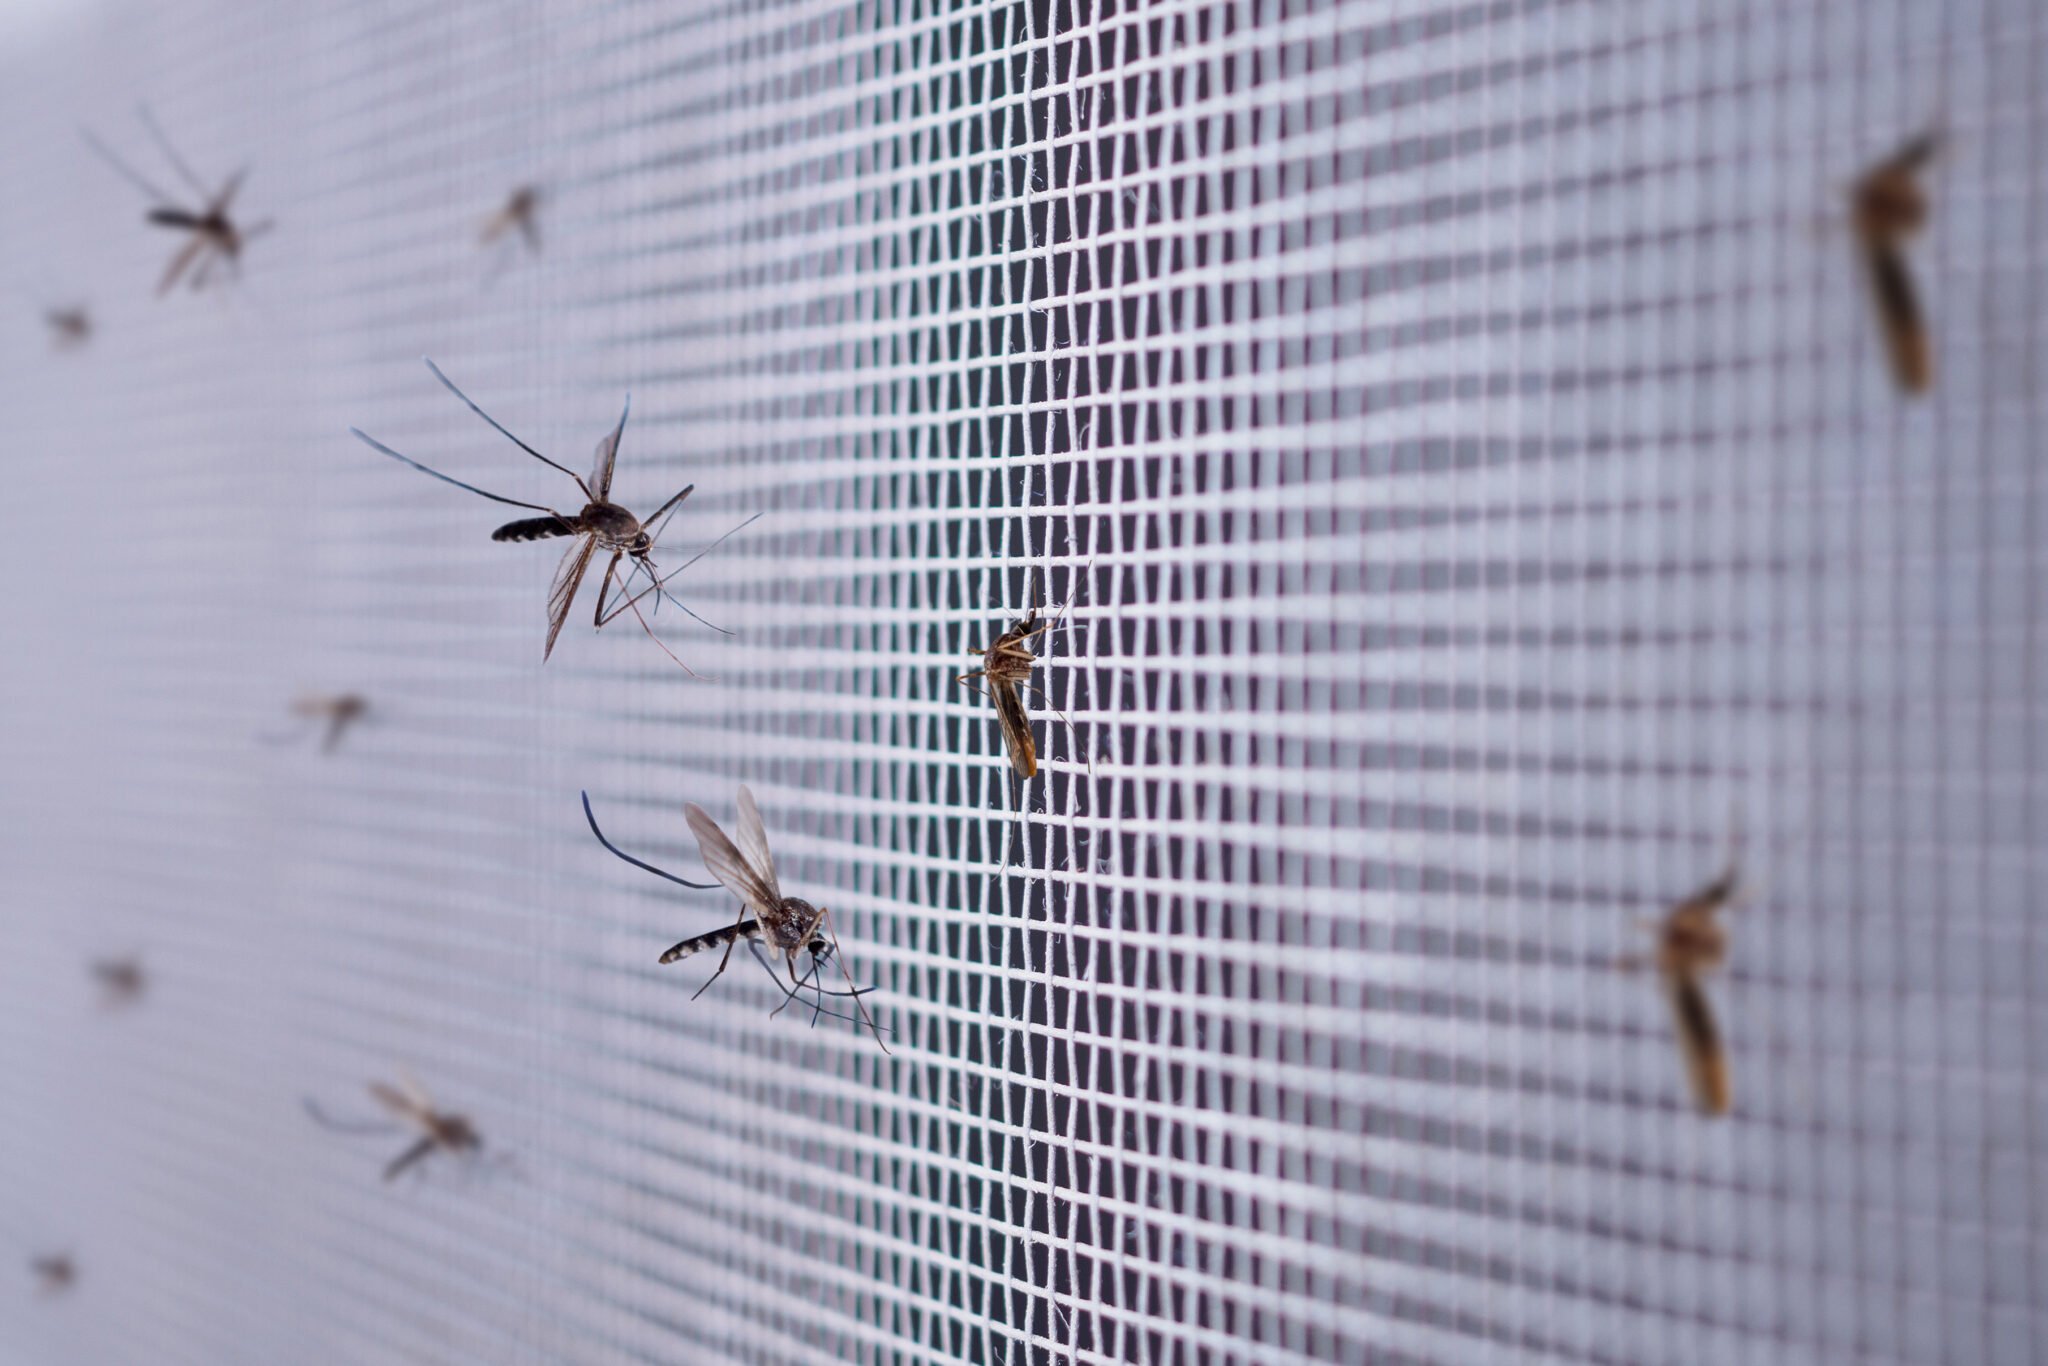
493,514 -> 579,543
659,918 -> 763,964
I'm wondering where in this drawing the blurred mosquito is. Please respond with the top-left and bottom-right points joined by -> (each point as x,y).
264,692 -> 368,753
956,570 -> 1085,780
91,957 -> 145,1008
1617,859 -> 1742,1115
305,1073 -> 487,1182
481,185 -> 542,255
1851,130 -> 1939,394
351,358 -> 751,671
582,791 -> 887,1040
43,306 -> 90,350
82,108 -> 270,295
31,1255 -> 74,1297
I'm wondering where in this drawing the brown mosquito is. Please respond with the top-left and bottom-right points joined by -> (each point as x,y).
82,108 -> 270,295
91,957 -> 145,1008
481,185 -> 542,255
306,1072 -> 484,1181
585,785 -> 889,1046
43,306 -> 90,350
265,692 -> 368,753
1851,130 -> 1939,394
1618,860 -> 1741,1115
351,358 -> 749,670
956,573 -> 1083,779
31,1255 -> 75,1297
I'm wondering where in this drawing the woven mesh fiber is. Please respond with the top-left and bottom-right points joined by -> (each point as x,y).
1,0 -> 2043,1362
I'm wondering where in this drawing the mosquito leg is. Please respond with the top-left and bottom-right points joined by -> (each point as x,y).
688,910 -> 751,1000
592,555 -> 622,628
383,1136 -> 438,1182
621,582 -> 704,679
598,512 -> 761,630
748,940 -> 873,1025
819,913 -> 891,1052
1018,680 -> 1092,781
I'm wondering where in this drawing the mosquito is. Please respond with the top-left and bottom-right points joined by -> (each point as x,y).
350,357 -> 747,670
82,108 -> 270,296
1851,130 -> 1939,394
1618,860 -> 1742,1115
481,185 -> 542,255
267,692 -> 368,753
91,957 -> 145,1008
582,791 -> 886,1036
306,1073 -> 484,1182
31,1255 -> 75,1297
956,572 -> 1084,779
43,306 -> 90,350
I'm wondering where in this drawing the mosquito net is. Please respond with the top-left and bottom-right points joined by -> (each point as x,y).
0,0 -> 2040,1362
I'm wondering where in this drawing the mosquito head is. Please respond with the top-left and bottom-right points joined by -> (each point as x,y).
787,903 -> 830,971
628,530 -> 654,558
804,933 -> 836,978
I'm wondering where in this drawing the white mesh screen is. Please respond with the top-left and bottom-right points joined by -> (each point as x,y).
2,0 -> 2044,1362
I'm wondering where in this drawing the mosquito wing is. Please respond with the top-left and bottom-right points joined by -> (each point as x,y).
685,801 -> 780,917
1662,970 -> 1730,1115
369,1081 -> 427,1127
588,395 -> 629,500
990,679 -> 1038,778
731,785 -> 781,902
544,535 -> 598,661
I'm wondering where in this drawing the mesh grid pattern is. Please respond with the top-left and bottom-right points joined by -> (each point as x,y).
2,0 -> 2044,1362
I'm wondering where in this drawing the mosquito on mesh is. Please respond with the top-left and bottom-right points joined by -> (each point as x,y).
43,306 -> 90,350
305,1072 -> 486,1182
350,358 -> 754,671
1851,130 -> 1939,394
583,788 -> 888,1049
481,185 -> 542,255
956,570 -> 1085,780
31,1255 -> 75,1297
1616,859 -> 1743,1116
82,108 -> 271,295
266,692 -> 368,754
90,957 -> 145,1008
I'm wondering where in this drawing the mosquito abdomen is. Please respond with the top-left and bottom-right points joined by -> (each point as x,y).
493,515 -> 577,543
659,919 -> 761,964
